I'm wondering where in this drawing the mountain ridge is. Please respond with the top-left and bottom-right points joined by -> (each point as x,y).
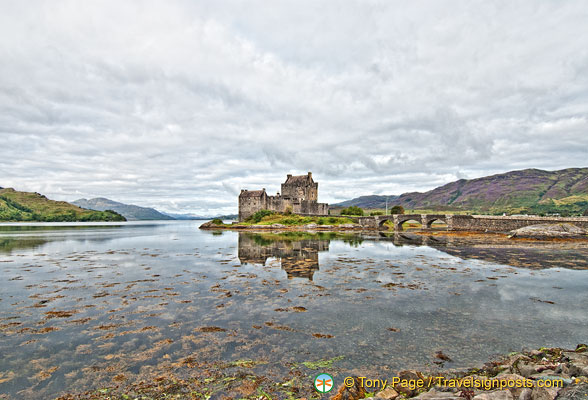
160,212 -> 238,220
334,168 -> 588,215
73,198 -> 174,221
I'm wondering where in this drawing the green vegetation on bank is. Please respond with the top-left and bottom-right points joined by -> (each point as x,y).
246,209 -> 275,223
0,188 -> 126,222
522,199 -> 588,217
390,205 -> 405,214
340,205 -> 364,216
241,210 -> 356,226
367,205 -> 405,216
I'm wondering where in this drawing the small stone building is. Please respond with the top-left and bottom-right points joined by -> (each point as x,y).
238,172 -> 329,221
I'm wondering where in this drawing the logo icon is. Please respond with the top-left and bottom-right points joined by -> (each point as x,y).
314,373 -> 334,393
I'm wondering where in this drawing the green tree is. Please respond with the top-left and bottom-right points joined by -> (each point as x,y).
390,205 -> 405,214
340,206 -> 364,216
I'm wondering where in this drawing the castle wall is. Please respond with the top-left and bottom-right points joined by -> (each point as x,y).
294,200 -> 329,215
266,195 -> 289,214
308,185 -> 318,201
281,183 -> 298,199
238,194 -> 267,221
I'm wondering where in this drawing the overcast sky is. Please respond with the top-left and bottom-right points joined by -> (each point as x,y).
1,1 -> 587,215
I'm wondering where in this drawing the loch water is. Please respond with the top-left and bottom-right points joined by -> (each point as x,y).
1,221 -> 587,398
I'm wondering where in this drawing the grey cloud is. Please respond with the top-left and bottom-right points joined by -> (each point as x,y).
1,0 -> 587,215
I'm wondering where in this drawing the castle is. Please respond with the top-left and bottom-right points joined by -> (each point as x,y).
238,172 -> 329,221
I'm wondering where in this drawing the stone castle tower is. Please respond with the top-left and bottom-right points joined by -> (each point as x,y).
238,172 -> 329,221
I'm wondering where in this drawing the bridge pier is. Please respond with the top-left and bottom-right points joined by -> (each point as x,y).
421,215 -> 430,230
358,216 -> 379,229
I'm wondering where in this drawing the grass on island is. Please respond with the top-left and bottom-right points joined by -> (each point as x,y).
241,211 -> 356,226
0,188 -> 126,222
210,210 -> 357,227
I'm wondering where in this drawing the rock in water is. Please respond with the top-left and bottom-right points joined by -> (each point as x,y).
518,388 -> 532,400
576,344 -> 587,353
435,351 -> 452,361
556,383 -> 588,400
416,389 -> 460,399
530,385 -> 560,400
472,390 -> 513,400
377,387 -> 400,399
330,376 -> 366,400
508,223 -> 587,239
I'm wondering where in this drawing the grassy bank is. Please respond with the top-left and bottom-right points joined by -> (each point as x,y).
0,188 -> 126,222
241,213 -> 356,226
204,211 -> 357,228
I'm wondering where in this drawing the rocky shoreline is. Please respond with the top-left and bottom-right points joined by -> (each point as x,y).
51,345 -> 588,399
334,345 -> 588,400
508,224 -> 587,240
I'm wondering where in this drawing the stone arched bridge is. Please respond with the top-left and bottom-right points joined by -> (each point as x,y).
353,214 -> 588,232
356,214 -> 450,231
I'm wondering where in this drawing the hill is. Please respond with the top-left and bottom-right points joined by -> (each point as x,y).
0,188 -> 126,222
161,212 -> 239,220
334,195 -> 399,209
334,168 -> 588,216
160,212 -> 202,220
73,198 -> 174,221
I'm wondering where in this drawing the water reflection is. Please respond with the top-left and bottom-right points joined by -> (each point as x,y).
238,232 -> 329,279
373,232 -> 588,270
0,222 -> 165,255
0,237 -> 50,253
236,230 -> 588,273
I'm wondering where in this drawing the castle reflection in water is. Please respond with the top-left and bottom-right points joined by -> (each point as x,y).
238,233 -> 330,280
236,230 -> 588,275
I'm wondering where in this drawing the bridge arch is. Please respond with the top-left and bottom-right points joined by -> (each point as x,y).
395,215 -> 424,231
425,216 -> 448,229
377,216 -> 395,230
368,214 -> 452,231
